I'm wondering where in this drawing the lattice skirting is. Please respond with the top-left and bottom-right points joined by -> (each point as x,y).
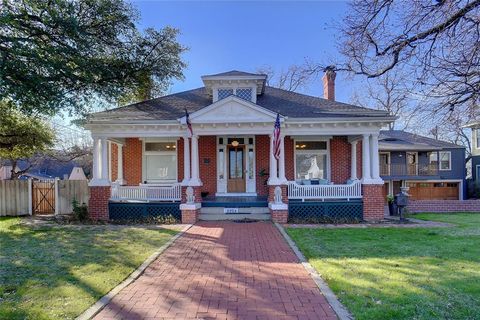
108,202 -> 181,221
288,200 -> 363,223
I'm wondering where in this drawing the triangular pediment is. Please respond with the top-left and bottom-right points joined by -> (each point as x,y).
186,96 -> 279,123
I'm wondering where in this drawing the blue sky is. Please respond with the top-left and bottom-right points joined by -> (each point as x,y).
134,1 -> 356,102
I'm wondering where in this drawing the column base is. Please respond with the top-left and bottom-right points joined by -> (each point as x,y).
362,184 -> 385,221
180,203 -> 201,224
88,186 -> 110,221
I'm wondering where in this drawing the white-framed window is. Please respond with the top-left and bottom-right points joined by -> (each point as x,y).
428,152 -> 438,166
216,87 -> 254,102
294,140 -> 329,180
218,88 -> 234,100
439,151 -> 451,170
476,129 -> 480,148
142,140 -> 177,183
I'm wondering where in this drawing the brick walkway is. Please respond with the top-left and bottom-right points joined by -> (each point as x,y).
94,221 -> 337,320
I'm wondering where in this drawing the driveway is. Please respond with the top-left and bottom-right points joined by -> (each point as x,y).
94,221 -> 337,319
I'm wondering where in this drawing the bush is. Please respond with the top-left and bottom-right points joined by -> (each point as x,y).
72,199 -> 89,221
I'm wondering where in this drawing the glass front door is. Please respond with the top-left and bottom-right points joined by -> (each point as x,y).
227,145 -> 246,192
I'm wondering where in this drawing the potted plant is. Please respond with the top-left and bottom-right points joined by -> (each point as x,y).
386,194 -> 396,216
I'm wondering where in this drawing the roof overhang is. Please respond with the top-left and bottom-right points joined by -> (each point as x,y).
379,141 -> 442,151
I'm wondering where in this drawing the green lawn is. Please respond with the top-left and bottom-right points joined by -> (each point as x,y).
0,217 -> 179,320
287,214 -> 480,320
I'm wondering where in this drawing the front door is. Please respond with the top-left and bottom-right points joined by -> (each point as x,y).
227,145 -> 246,192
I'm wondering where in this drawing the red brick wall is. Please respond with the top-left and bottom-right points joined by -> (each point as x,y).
177,138 -> 184,182
256,135 -> 270,196
110,143 -> 118,182
199,136 -> 217,197
408,200 -> 480,213
285,136 -> 295,181
330,136 -> 351,184
124,138 -> 142,185
362,184 -> 385,221
88,186 -> 110,221
357,141 -> 363,179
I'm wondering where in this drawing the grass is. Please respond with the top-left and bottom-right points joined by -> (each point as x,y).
0,217 -> 179,320
286,213 -> 480,320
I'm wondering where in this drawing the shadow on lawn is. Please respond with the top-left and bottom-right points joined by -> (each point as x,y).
0,219 -> 177,320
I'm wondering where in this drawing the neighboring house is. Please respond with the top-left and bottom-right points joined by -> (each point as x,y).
463,122 -> 480,182
85,70 -> 397,223
0,158 -> 87,181
378,130 -> 466,201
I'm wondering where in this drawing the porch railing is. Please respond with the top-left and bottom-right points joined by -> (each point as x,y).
380,163 -> 438,176
287,180 -> 362,201
110,183 -> 182,202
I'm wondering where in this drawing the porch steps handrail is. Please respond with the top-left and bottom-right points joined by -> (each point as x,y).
110,183 -> 182,202
287,180 -> 362,201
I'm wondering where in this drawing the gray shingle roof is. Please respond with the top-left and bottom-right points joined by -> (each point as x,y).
89,86 -> 391,122
379,130 -> 464,150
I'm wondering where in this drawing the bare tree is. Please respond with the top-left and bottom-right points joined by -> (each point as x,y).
333,0 -> 480,116
256,65 -> 315,92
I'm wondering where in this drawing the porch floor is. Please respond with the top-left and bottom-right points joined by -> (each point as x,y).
202,196 -> 268,208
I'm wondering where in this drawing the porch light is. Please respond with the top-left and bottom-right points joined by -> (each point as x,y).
231,140 -> 239,147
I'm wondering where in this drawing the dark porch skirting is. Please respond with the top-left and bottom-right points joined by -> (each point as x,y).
108,202 -> 181,221
288,200 -> 363,223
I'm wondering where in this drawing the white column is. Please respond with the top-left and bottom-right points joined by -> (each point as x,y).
370,133 -> 381,181
183,136 -> 191,185
116,143 -> 125,185
100,138 -> 109,181
350,140 -> 358,180
362,134 -> 372,183
268,134 -> 279,185
278,135 -> 287,183
189,135 -> 202,186
92,137 -> 100,181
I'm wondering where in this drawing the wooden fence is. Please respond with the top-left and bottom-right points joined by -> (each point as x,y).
0,179 -> 89,216
0,180 -> 30,216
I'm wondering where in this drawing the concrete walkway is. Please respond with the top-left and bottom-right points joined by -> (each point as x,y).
93,221 -> 337,320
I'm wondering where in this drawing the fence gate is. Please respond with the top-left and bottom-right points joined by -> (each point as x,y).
32,180 -> 56,214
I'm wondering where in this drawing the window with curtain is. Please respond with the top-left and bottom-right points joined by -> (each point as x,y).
295,141 -> 328,180
143,142 -> 177,183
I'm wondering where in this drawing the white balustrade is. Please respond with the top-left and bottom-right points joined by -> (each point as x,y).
287,180 -> 362,201
110,183 -> 182,202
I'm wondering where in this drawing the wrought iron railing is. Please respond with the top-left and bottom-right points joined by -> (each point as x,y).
287,180 -> 362,201
380,163 -> 438,176
110,183 -> 182,202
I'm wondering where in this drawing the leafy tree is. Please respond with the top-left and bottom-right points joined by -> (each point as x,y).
0,0 -> 186,116
0,104 -> 55,179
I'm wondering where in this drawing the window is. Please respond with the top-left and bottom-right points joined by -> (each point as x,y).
476,129 -> 480,148
439,151 -> 451,170
143,141 -> 177,183
236,88 -> 252,101
295,141 -> 328,180
218,88 -> 233,100
429,152 -> 438,166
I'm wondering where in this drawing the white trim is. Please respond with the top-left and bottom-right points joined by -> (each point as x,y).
141,139 -> 178,184
439,151 -> 452,171
293,138 -> 330,182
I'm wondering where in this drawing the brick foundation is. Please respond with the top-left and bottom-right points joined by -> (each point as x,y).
88,186 -> 110,221
181,209 -> 200,224
408,200 -> 480,213
362,184 -> 385,221
270,209 -> 288,224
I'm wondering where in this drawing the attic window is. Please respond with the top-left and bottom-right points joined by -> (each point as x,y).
236,88 -> 252,101
218,88 -> 233,100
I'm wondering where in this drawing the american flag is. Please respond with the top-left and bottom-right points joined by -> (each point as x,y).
185,109 -> 193,137
273,113 -> 281,160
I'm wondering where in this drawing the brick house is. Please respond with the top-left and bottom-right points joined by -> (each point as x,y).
85,70 -> 396,223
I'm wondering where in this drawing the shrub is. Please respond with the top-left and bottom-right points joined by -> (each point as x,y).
72,199 -> 89,221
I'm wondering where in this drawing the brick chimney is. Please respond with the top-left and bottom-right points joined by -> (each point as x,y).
322,68 -> 336,101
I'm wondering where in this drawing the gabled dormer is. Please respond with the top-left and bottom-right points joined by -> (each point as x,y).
201,70 -> 267,103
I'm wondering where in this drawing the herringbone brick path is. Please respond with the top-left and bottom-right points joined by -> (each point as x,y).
94,221 -> 337,320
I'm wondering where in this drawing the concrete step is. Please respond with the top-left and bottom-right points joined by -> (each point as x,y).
200,207 -> 270,214
199,213 -> 271,221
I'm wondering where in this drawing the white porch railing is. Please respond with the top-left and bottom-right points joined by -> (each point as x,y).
110,183 -> 182,202
287,180 -> 362,201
